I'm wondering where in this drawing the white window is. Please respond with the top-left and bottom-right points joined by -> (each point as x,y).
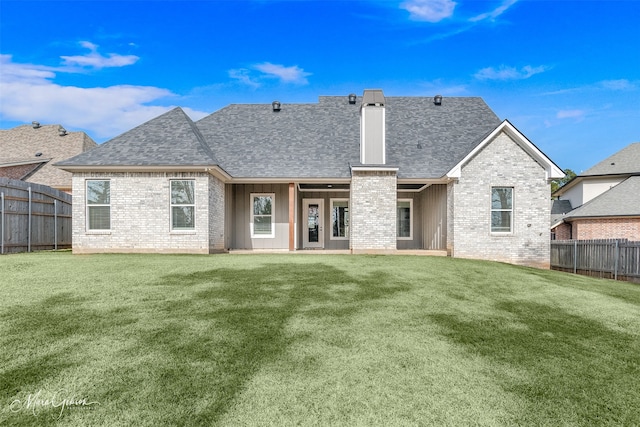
86,180 -> 110,230
397,199 -> 413,240
251,193 -> 275,238
171,180 -> 196,230
491,187 -> 513,233
330,199 -> 349,240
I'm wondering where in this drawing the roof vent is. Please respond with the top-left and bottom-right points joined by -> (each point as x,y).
272,101 -> 281,112
58,125 -> 67,136
434,95 -> 443,105
35,152 -> 43,157
348,93 -> 357,104
32,121 -> 40,129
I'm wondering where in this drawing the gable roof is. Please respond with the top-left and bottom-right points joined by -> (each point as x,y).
56,107 -> 219,169
564,176 -> 640,219
0,124 -> 96,189
446,120 -> 565,180
581,142 -> 640,176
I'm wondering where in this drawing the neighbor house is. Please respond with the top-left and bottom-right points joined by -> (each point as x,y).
56,90 -> 564,267
552,142 -> 640,240
0,123 -> 97,193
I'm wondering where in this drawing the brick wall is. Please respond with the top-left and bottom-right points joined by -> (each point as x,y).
552,222 -> 572,240
208,175 -> 226,252
72,172 -> 224,253
573,218 -> 640,241
350,169 -> 397,252
450,132 -> 551,268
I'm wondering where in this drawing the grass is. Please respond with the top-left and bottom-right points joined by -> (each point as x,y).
1,252 -> 639,426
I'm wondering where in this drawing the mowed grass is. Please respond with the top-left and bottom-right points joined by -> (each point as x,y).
1,252 -> 639,426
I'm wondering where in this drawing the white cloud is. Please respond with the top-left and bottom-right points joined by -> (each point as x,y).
400,0 -> 457,22
0,54 -> 207,139
60,41 -> 139,69
228,68 -> 261,88
254,62 -> 311,84
469,0 -> 518,22
474,64 -> 549,80
557,109 -> 585,120
229,62 -> 311,86
599,79 -> 637,91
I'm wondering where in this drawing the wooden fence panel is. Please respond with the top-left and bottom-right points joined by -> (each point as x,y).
551,239 -> 640,283
0,178 -> 72,254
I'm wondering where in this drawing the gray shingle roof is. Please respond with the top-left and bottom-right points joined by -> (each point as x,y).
564,176 -> 640,219
581,142 -> 640,176
550,199 -> 573,226
196,95 -> 500,179
56,107 -> 218,167
1,124 -> 96,189
57,95 -> 502,179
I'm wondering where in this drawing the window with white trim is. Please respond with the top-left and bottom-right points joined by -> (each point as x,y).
491,187 -> 513,233
86,180 -> 111,230
251,193 -> 275,238
171,180 -> 195,230
397,199 -> 412,239
330,199 -> 349,240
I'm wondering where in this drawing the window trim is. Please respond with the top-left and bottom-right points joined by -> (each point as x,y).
397,198 -> 413,240
86,179 -> 111,231
330,198 -> 349,241
250,193 -> 275,238
170,179 -> 196,231
490,186 -> 514,234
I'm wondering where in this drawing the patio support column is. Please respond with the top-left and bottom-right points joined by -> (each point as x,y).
289,183 -> 295,251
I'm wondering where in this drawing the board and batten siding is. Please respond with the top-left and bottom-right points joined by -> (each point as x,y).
421,184 -> 447,250
228,183 -> 290,249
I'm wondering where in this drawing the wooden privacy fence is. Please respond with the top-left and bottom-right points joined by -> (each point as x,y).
551,239 -> 640,283
0,178 -> 72,254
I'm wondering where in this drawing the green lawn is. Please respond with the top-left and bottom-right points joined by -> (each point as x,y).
1,252 -> 639,426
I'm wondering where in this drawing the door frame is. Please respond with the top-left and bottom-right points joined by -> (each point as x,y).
302,199 -> 324,249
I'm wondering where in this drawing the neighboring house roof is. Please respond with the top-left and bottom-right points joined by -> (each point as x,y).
581,142 -> 640,176
56,108 -> 219,169
552,141 -> 640,199
551,199 -> 573,227
57,95 -> 507,180
564,176 -> 640,219
0,124 -> 97,190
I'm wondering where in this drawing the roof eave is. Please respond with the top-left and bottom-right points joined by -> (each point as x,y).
55,164 -> 231,181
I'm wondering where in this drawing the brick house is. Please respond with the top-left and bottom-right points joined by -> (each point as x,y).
56,90 -> 563,267
552,142 -> 640,241
0,123 -> 97,193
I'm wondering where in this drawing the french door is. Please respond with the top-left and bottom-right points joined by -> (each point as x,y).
303,199 -> 324,248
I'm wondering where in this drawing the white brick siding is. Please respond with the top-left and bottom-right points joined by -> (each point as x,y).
72,172 -> 224,254
350,169 -> 397,252
450,132 -> 551,268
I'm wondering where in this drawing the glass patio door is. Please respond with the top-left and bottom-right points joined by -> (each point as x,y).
303,199 -> 323,248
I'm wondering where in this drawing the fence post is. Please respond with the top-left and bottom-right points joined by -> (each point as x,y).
1,191 -> 4,255
614,240 -> 619,281
28,186 -> 32,252
54,199 -> 58,251
573,240 -> 578,274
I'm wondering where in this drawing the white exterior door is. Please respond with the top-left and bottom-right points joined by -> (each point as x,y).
303,199 -> 324,249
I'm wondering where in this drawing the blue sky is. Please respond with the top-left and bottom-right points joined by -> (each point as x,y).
1,0 -> 638,173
